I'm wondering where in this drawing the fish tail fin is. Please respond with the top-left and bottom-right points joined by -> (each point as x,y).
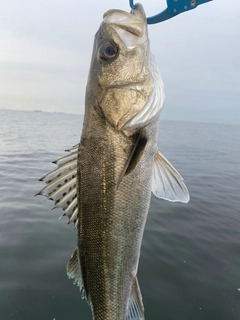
126,277 -> 145,320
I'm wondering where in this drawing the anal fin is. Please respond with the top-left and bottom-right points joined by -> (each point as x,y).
126,277 -> 145,320
66,248 -> 85,299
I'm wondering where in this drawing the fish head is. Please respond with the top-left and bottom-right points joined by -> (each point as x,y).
86,4 -> 165,133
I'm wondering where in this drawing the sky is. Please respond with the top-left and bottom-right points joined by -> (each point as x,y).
0,0 -> 239,124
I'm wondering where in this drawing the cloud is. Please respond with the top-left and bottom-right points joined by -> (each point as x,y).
0,0 -> 239,123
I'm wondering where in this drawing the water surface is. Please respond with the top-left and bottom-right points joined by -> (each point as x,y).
0,109 -> 239,320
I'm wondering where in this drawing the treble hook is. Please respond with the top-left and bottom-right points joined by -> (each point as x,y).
129,0 -> 213,24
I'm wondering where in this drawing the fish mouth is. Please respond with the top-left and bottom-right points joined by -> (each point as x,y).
103,4 -> 147,48
129,3 -> 146,21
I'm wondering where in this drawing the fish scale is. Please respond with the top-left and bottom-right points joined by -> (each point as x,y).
78,117 -> 155,319
78,122 -> 133,319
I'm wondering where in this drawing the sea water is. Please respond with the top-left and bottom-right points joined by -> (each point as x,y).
0,109 -> 240,320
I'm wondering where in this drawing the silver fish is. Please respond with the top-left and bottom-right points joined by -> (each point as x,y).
38,3 -> 189,319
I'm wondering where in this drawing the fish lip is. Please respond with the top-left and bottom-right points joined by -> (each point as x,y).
103,5 -> 147,40
130,3 -> 146,21
103,4 -> 146,24
103,9 -> 133,20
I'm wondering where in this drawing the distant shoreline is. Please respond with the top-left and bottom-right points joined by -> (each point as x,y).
0,108 -> 239,126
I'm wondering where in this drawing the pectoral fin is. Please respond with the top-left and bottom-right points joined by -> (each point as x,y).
152,151 -> 190,203
116,132 -> 147,188
125,132 -> 148,176
126,277 -> 145,320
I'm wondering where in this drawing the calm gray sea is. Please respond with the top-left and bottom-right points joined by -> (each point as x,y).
0,109 -> 240,320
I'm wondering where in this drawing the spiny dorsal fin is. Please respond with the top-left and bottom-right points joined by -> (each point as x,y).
36,145 -> 79,226
66,248 -> 85,299
152,151 -> 190,203
126,277 -> 145,320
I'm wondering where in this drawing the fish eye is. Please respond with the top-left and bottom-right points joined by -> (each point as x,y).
99,43 -> 118,60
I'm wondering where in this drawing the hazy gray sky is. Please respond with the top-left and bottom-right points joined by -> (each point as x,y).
0,0 -> 239,123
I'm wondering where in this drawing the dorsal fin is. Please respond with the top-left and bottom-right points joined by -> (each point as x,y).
36,145 -> 79,226
126,277 -> 145,320
66,248 -> 86,299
